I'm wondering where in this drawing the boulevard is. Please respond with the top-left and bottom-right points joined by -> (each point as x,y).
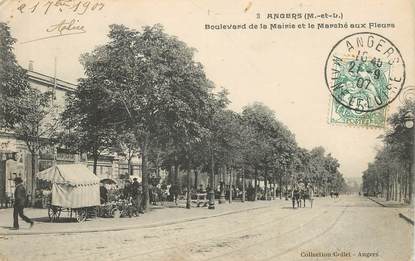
0,3 -> 414,261
0,196 -> 412,261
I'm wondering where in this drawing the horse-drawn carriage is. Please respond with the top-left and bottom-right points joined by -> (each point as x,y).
37,164 -> 101,223
292,183 -> 314,209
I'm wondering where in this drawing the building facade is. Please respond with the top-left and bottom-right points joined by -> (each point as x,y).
0,68 -> 142,207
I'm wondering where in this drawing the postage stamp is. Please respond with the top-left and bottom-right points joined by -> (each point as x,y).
328,97 -> 388,128
325,32 -> 405,127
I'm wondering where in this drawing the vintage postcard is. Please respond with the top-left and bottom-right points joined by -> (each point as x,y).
0,0 -> 414,260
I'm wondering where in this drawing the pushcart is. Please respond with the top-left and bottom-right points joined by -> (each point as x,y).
37,164 -> 101,223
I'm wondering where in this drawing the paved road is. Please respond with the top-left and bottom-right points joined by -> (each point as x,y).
0,196 -> 413,261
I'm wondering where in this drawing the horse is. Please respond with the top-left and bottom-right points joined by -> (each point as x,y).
292,188 -> 301,209
300,186 -> 314,208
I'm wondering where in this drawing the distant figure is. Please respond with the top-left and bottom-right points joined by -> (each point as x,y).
198,184 -> 205,193
169,184 -> 179,205
292,185 -> 301,209
206,185 -> 211,197
12,177 -> 34,230
247,184 -> 255,201
123,180 -> 132,199
100,183 -> 108,204
306,184 -> 314,208
131,178 -> 143,214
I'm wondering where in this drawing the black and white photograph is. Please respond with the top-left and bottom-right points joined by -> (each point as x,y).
0,0 -> 414,260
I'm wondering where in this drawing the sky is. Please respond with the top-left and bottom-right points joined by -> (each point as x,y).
1,0 -> 414,178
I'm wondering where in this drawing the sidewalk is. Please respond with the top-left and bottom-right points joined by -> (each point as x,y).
368,197 -> 414,225
0,200 -> 280,236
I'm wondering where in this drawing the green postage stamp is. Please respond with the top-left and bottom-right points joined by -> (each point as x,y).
325,32 -> 405,128
329,97 -> 388,128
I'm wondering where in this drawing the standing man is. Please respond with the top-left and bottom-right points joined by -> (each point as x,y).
123,180 -> 132,199
131,178 -> 144,214
12,177 -> 34,230
100,182 -> 108,204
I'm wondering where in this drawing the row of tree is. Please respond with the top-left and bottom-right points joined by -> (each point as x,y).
1,23 -> 346,210
362,100 -> 414,203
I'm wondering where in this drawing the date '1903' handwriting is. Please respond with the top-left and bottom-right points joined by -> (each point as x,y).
17,0 -> 104,15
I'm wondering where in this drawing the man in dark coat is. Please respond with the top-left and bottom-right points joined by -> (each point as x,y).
100,183 -> 108,204
123,180 -> 132,199
13,177 -> 34,229
131,178 -> 144,214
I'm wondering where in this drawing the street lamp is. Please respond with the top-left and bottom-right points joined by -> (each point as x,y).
208,146 -> 215,209
403,111 -> 414,206
404,111 -> 414,128
185,140 -> 191,209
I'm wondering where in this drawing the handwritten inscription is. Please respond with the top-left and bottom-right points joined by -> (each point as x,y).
17,0 -> 104,15
46,19 -> 86,35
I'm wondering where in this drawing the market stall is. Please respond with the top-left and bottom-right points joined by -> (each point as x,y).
37,164 -> 100,222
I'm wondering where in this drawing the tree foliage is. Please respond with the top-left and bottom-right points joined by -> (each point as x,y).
362,100 -> 414,202
0,22 -> 30,128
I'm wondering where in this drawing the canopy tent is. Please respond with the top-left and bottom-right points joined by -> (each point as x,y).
37,164 -> 100,208
37,164 -> 100,186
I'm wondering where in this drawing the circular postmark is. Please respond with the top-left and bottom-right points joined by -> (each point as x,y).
325,32 -> 405,112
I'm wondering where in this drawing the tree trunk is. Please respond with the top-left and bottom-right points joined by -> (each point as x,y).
236,170 -> 240,191
194,169 -> 199,189
219,165 -> 226,204
264,166 -> 268,200
30,152 -> 38,205
395,174 -> 398,201
285,175 -> 288,200
409,162 -> 413,204
185,142 -> 192,209
403,172 -> 408,200
93,153 -> 98,175
272,170 -> 276,200
167,164 -> 173,184
242,166 -> 246,203
229,168 -> 233,204
174,163 -> 180,188
127,157 -> 132,176
399,171 -> 402,202
279,172 -> 282,199
254,167 -> 258,201
208,148 -> 215,209
140,141 -> 149,211
174,158 -> 179,187
386,173 -> 390,201
186,167 -> 192,209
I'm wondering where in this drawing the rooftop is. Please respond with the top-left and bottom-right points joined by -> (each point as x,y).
26,70 -> 78,92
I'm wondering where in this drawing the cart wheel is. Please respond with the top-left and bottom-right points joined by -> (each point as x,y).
76,209 -> 87,223
111,208 -> 121,218
48,206 -> 61,222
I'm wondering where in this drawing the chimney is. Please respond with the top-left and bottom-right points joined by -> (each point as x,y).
28,60 -> 34,71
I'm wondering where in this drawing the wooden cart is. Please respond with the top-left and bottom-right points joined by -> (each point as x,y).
37,164 -> 101,223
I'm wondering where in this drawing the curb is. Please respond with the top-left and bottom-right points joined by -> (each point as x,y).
368,197 -> 414,226
367,197 -> 387,207
0,203 -> 272,236
398,213 -> 414,225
